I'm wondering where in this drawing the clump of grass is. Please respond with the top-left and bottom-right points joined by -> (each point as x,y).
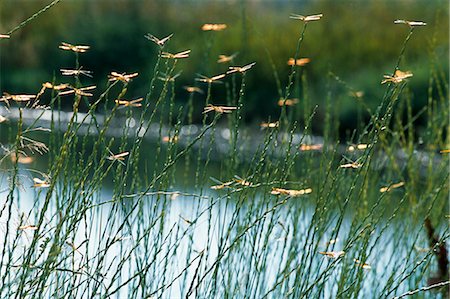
0,6 -> 448,299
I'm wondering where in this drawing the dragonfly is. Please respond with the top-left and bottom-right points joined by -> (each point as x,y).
201,23 -> 227,31
287,58 -> 310,66
354,259 -> 371,270
18,225 -> 38,230
144,33 -> 173,47
37,82 -> 70,98
347,144 -> 369,151
217,52 -> 239,63
227,62 -> 256,74
115,98 -> 143,108
195,73 -> 226,84
299,144 -> 323,151
107,151 -> 129,165
394,19 -> 427,27
161,50 -> 191,59
59,85 -> 96,97
319,251 -> 345,259
381,70 -> 413,84
61,68 -> 93,78
157,71 -> 182,82
271,187 -> 312,196
277,98 -> 299,106
59,42 -> 90,53
108,72 -> 139,83
379,182 -> 405,193
33,177 -> 50,188
260,121 -> 279,128
183,86 -> 204,94
10,153 -> 34,164
289,13 -> 323,22
1,93 -> 36,106
203,104 -> 237,114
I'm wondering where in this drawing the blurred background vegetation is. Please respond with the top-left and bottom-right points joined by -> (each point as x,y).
0,0 -> 448,138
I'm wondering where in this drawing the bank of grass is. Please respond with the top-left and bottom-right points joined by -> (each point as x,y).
0,6 -> 449,299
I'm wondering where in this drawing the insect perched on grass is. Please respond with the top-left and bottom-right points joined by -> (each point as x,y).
1,93 -> 36,105
157,71 -> 182,82
108,72 -> 139,83
260,121 -> 279,129
394,19 -> 427,27
37,82 -> 70,98
201,23 -> 227,31
210,181 -> 234,190
379,182 -> 405,193
287,58 -> 310,66
10,153 -> 34,164
183,86 -> 204,94
319,251 -> 345,259
290,13 -> 323,22
299,144 -> 323,151
203,104 -> 237,114
340,162 -> 362,169
195,73 -> 226,84
227,62 -> 256,74
115,98 -> 143,108
59,85 -> 96,97
218,53 -> 238,63
60,68 -> 93,78
59,42 -> 90,53
144,33 -> 173,47
33,177 -> 50,188
278,98 -> 299,106
354,259 -> 371,270
18,225 -> 38,230
271,187 -> 312,196
381,70 -> 413,84
347,144 -> 369,151
161,50 -> 191,59
0,34 -> 10,39
349,90 -> 365,99
162,136 -> 179,143
107,151 -> 130,165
